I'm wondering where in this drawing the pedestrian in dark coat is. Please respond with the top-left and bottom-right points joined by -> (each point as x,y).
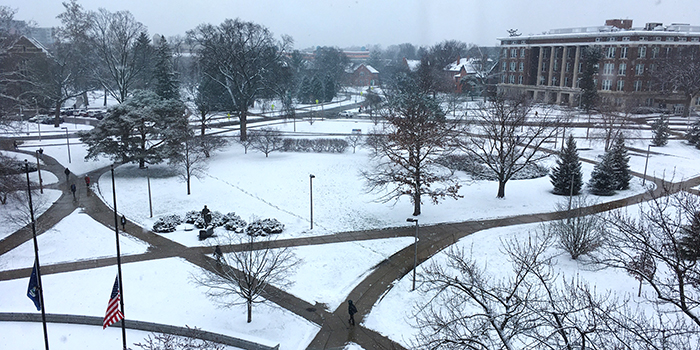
84,175 -> 90,187
64,168 -> 70,182
348,300 -> 358,326
70,183 -> 76,200
120,215 -> 127,230
214,245 -> 223,260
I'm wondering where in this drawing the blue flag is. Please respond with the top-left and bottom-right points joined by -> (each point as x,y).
27,261 -> 41,311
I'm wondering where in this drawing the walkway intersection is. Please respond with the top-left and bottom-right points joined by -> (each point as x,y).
2,143 -> 699,349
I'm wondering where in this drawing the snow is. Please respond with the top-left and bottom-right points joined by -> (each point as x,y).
0,209 -> 149,271
1,107 -> 698,349
0,189 -> 62,241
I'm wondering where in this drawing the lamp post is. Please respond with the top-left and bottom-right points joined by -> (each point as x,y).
642,144 -> 651,186
309,174 -> 315,230
145,166 -> 153,218
60,127 -> 71,163
35,148 -> 43,194
406,218 -> 419,291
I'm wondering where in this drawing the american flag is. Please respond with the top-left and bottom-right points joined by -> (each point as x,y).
103,275 -> 124,329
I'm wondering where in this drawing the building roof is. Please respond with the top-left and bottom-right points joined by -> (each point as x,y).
445,58 -> 479,74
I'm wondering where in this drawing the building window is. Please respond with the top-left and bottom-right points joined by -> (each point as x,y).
618,63 -> 626,75
655,37 -> 662,41
518,75 -> 523,85
553,60 -> 559,72
501,75 -> 507,83
502,61 -> 507,71
519,62 -> 524,72
511,49 -> 517,58
603,63 -> 615,75
680,37 -> 687,42
602,79 -> 611,90
639,46 -> 647,58
502,49 -> 507,58
635,64 -> 644,75
617,80 -> 624,91
578,62 -> 583,72
566,61 -> 571,73
650,63 -> 656,72
520,48 -> 525,57
542,63 -> 547,72
634,80 -> 642,92
565,77 -> 570,87
640,36 -> 647,41
623,37 -> 630,41
620,47 -> 628,59
693,38 -> 700,42
652,47 -> 659,58
608,37 -> 616,42
539,76 -> 545,85
509,75 -> 515,84
666,37 -> 675,42
509,62 -> 516,71
607,47 -> 616,58
595,37 -> 602,42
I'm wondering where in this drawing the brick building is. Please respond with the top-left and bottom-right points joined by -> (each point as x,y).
496,20 -> 700,114
346,63 -> 379,87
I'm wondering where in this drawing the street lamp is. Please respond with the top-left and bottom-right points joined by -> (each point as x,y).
60,127 -> 71,163
406,218 -> 419,291
309,174 -> 315,230
35,148 -> 43,194
145,166 -> 153,218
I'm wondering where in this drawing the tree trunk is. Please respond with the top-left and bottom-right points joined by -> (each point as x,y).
412,192 -> 421,216
138,158 -> 145,169
497,180 -> 506,198
200,111 -> 206,136
684,96 -> 692,118
247,299 -> 252,323
186,170 -> 191,195
53,102 -> 61,127
239,111 -> 248,141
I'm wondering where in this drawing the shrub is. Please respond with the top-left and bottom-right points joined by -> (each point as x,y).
280,138 -> 348,153
223,212 -> 247,233
194,211 -> 224,228
153,214 -> 182,233
184,210 -> 201,224
246,218 -> 285,236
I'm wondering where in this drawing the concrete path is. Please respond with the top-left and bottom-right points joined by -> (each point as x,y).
2,145 -> 700,350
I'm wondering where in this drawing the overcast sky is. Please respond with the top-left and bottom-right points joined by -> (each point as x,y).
6,0 -> 700,50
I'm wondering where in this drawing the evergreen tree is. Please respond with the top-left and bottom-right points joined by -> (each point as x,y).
310,76 -> 323,104
153,36 -> 179,100
550,134 -> 583,195
323,74 -> 335,102
609,135 -> 632,190
679,211 -> 700,260
579,46 -> 602,113
297,76 -> 312,104
651,116 -> 670,146
588,151 -> 617,196
687,120 -> 700,149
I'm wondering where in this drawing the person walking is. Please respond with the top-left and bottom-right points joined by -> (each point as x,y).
201,205 -> 212,226
120,215 -> 127,230
70,183 -> 76,201
64,168 -> 70,182
84,175 -> 90,187
214,245 -> 223,261
348,300 -> 358,326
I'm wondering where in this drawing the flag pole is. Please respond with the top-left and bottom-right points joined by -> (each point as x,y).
25,160 -> 49,350
111,165 -> 127,350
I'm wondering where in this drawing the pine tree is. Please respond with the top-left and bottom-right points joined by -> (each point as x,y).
550,134 -> 583,195
609,134 -> 632,190
679,211 -> 700,260
323,74 -> 336,102
153,36 -> 179,100
588,151 -> 617,196
651,116 -> 670,146
687,120 -> 700,149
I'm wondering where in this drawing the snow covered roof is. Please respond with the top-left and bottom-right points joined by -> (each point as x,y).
444,58 -> 479,74
404,59 -> 420,72
364,64 -> 379,74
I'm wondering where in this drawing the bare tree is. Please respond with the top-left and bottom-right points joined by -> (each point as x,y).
346,131 -> 364,154
599,182 -> 700,328
88,8 -> 149,103
594,101 -> 639,151
362,74 -> 462,216
249,128 -> 283,158
133,327 -> 225,350
168,131 -> 208,195
187,19 -> 292,141
0,153 -> 24,205
461,92 -> 559,198
653,46 -> 700,117
191,232 -> 299,323
548,196 -> 605,260
415,231 -> 605,350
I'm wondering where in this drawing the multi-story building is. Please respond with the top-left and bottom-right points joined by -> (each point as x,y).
496,19 -> 700,114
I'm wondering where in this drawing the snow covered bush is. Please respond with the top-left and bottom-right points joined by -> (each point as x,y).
184,210 -> 201,224
194,211 -> 224,228
438,154 -> 548,181
245,218 -> 284,236
280,138 -> 347,153
153,214 -> 182,233
223,212 -> 247,233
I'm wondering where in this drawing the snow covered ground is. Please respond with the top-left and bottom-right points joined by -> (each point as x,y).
1,109 -> 698,349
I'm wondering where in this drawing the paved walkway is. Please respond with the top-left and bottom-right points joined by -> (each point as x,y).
2,141 -> 700,350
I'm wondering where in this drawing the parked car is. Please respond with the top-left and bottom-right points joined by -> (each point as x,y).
40,115 -> 64,124
28,115 -> 48,123
338,110 -> 354,117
